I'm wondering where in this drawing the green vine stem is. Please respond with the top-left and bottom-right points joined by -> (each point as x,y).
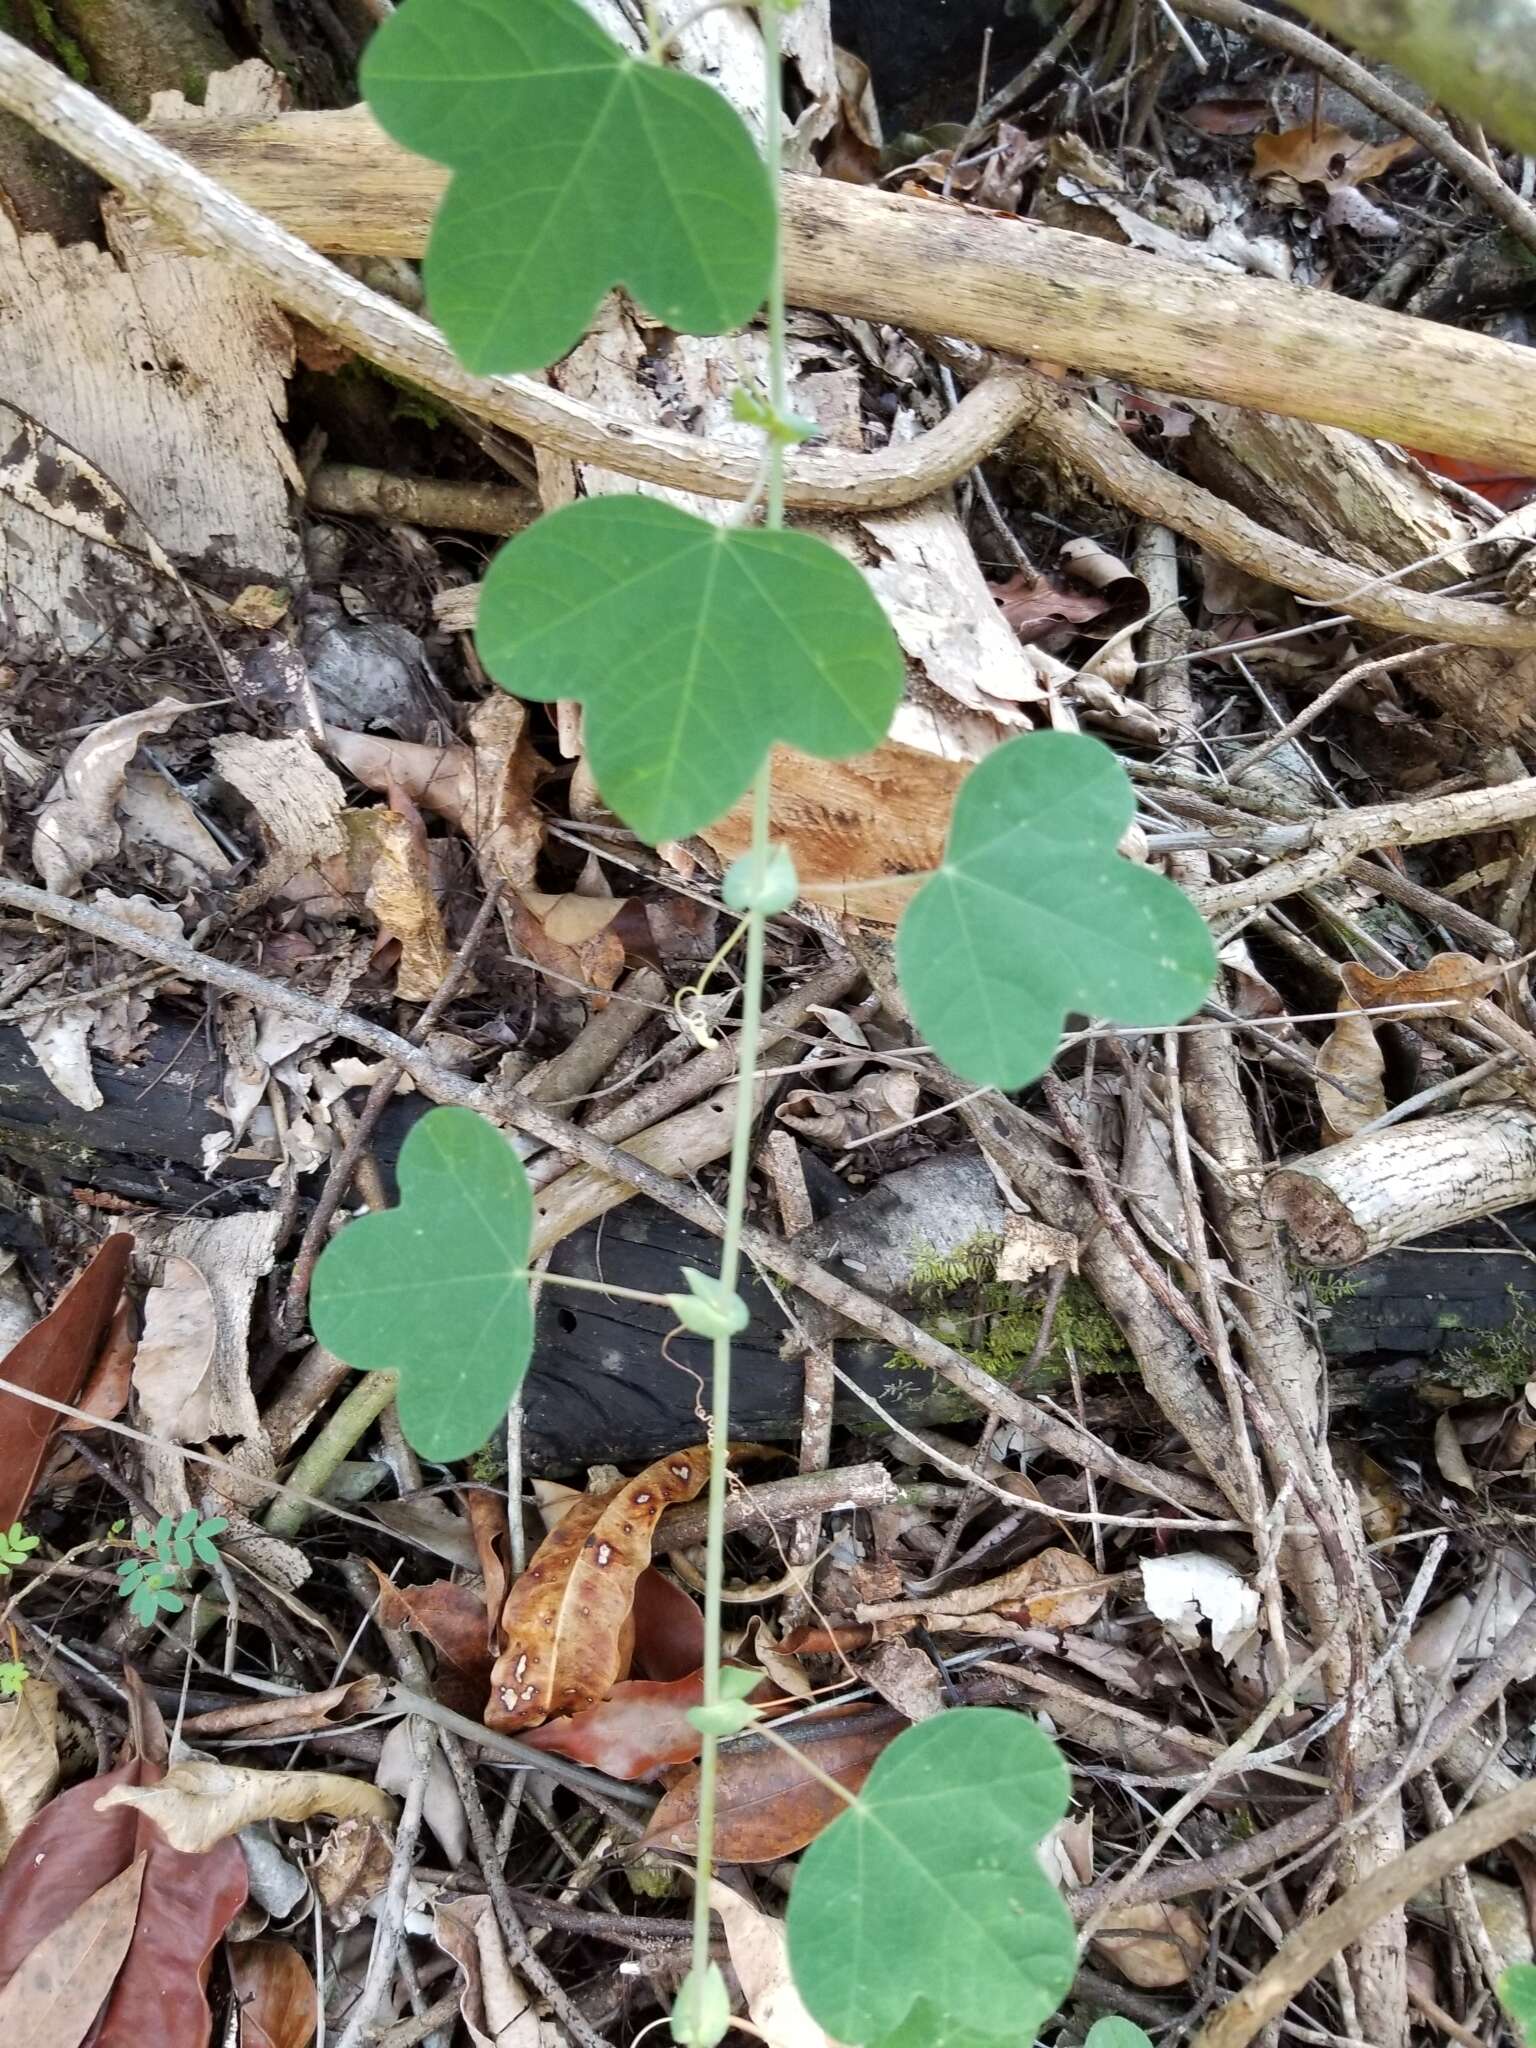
686,0 -> 786,2021
263,1368 -> 400,1541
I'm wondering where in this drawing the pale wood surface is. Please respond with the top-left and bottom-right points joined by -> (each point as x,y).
147,99 -> 1536,472
0,67 -> 299,658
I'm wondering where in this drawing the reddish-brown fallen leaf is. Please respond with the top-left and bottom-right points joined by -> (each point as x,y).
488,1447 -> 715,1732
0,1235 -> 131,1526
521,1673 -> 708,1780
59,1295 -> 135,1436
229,1938 -> 318,2048
520,1665 -> 786,1781
371,1567 -> 494,1717
1251,122 -> 1418,191
0,1749 -> 247,2046
459,1487 -> 511,1655
641,1704 -> 906,1862
631,1567 -> 705,1681
0,1852 -> 145,2044
1340,953 -> 1502,1017
1405,449 -> 1536,511
994,569 -> 1109,648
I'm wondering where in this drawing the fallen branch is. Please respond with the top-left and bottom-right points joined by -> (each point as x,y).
1191,1770 -> 1536,2048
656,1461 -> 899,1551
1011,370 -> 1536,660
131,88 -> 1536,471
0,34 -> 1037,518
1190,766 -> 1536,915
307,461 -> 536,534
1069,1583 -> 1536,1921
0,877 -> 1225,1516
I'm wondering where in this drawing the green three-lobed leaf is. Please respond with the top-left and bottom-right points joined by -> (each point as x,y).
310,1106 -> 534,1461
478,496 -> 904,845
1501,1965 -> 1536,2046
785,1708 -> 1077,2047
897,731 -> 1216,1090
361,0 -> 775,375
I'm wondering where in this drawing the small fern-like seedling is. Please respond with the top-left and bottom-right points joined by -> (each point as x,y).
115,1511 -> 227,1627
0,1523 -> 38,1576
0,1662 -> 28,1699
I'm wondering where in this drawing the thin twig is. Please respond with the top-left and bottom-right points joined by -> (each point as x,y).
0,878 -> 1226,1517
1192,1773 -> 1536,2048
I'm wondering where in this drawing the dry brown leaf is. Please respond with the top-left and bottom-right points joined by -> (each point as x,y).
994,569 -> 1110,648
131,1253 -> 217,1443
487,1446 -> 716,1731
325,697 -> 543,889
741,1616 -> 813,1701
229,1938 -> 318,2048
518,1672 -> 709,1780
370,1569 -> 494,1717
1434,1412 -> 1479,1491
707,1880 -> 834,2048
434,1895 -> 554,2048
363,803 -> 454,1001
376,1720 -> 467,1867
0,1234 -> 132,1528
1341,952 -> 1502,1017
505,887 -> 625,996
95,1761 -> 394,1853
858,1642 -> 944,1721
179,1677 -> 388,1741
312,1817 -> 394,1931
997,1216 -> 1080,1283
777,1069 -> 919,1148
460,1488 -> 511,1656
1314,991 -> 1386,1143
994,1547 -> 1108,1629
31,699 -> 192,896
1091,1900 -> 1208,1988
643,1705 -> 905,1863
1252,122 -> 1417,191
0,1683 -> 58,1868
0,1852 -> 145,2043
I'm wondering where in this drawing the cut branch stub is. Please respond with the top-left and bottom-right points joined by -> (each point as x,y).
488,1446 -> 719,1731
360,0 -> 774,374
1262,1106 -> 1536,1265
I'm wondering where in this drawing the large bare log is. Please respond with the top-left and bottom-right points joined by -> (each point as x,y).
1263,1107 -> 1536,1265
138,94 -> 1536,474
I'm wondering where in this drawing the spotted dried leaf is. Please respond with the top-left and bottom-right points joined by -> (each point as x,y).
487,1447 -> 715,1731
1091,1901 -> 1208,1988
